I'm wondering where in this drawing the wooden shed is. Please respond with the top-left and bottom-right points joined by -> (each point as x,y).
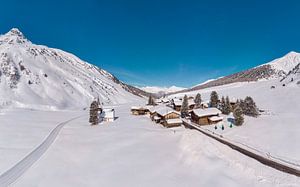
163,118 -> 182,128
131,106 -> 150,115
190,108 -> 222,125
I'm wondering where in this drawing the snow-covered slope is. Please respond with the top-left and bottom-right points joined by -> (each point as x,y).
0,28 -> 143,110
169,79 -> 300,164
173,51 -> 300,94
266,51 -> 300,74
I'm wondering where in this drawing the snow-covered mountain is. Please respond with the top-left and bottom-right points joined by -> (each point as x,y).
266,51 -> 300,74
139,85 -> 185,94
174,51 -> 300,93
0,28 -> 145,110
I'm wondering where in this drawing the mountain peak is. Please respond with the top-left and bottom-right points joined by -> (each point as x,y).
6,28 -> 25,38
1,28 -> 29,45
264,51 -> 300,74
285,51 -> 300,57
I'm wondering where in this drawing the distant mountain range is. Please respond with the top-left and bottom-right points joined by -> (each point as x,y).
0,28 -> 148,110
139,85 -> 185,96
171,51 -> 300,94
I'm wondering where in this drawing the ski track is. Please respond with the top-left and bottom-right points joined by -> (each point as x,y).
0,115 -> 83,186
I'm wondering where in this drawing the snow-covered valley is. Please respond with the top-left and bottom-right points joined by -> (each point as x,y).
0,104 -> 298,187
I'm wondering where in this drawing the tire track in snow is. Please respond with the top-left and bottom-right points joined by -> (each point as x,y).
0,115 -> 83,186
182,119 -> 300,177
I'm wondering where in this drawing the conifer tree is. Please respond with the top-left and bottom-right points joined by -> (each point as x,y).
181,95 -> 189,117
210,91 -> 219,108
147,95 -> 156,105
238,99 -> 245,112
243,96 -> 259,117
233,105 -> 244,126
220,96 -> 226,113
223,96 -> 232,115
89,100 -> 99,125
194,93 -> 202,109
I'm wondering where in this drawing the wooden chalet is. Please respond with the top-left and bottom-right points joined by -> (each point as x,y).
150,106 -> 182,127
164,118 -> 182,128
172,99 -> 182,111
190,108 -> 222,125
188,98 -> 195,110
131,106 -> 150,115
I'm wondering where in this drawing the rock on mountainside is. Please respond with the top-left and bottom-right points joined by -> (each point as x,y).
0,28 -> 146,110
173,51 -> 300,93
280,63 -> 300,85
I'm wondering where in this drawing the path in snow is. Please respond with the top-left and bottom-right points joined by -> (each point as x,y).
0,115 -> 83,186
182,119 -> 300,177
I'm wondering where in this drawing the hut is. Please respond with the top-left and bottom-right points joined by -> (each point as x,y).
100,108 -> 115,122
162,98 -> 170,104
172,99 -> 182,111
188,98 -> 195,110
150,106 -> 182,127
190,108 -> 222,125
149,106 -> 164,122
164,118 -> 182,128
188,96 -> 194,100
131,106 -> 149,115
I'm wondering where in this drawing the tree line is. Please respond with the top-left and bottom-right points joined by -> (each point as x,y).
180,91 -> 259,126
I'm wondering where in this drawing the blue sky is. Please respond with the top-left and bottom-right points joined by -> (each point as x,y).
2,0 -> 300,87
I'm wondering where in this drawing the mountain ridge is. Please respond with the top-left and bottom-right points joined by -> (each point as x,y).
0,28 -> 147,110
170,51 -> 300,94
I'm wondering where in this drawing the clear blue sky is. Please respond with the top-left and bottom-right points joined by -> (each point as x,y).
2,0 -> 300,87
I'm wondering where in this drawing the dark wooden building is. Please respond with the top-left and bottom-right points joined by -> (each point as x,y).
190,108 -> 222,125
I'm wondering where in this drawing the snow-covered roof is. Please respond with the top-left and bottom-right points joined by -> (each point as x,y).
166,118 -> 182,124
156,107 -> 180,116
148,105 -> 165,113
103,108 -> 114,112
154,116 -> 161,120
162,98 -> 169,102
173,100 -> 182,106
131,106 -> 148,110
188,99 -> 195,105
192,108 -> 221,117
209,116 -> 223,122
201,103 -> 209,107
100,108 -> 115,118
155,99 -> 162,103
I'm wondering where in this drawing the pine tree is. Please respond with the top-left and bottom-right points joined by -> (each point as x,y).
210,91 -> 219,108
238,99 -> 245,112
89,100 -> 99,125
220,96 -> 226,113
194,93 -> 202,109
233,105 -> 244,126
148,95 -> 152,105
223,96 -> 232,115
243,96 -> 259,117
181,95 -> 189,117
147,95 -> 156,105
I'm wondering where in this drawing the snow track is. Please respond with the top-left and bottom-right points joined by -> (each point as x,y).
0,115 -> 82,186
182,119 -> 300,177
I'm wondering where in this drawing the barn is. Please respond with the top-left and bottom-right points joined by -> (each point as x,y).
190,108 -> 222,125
